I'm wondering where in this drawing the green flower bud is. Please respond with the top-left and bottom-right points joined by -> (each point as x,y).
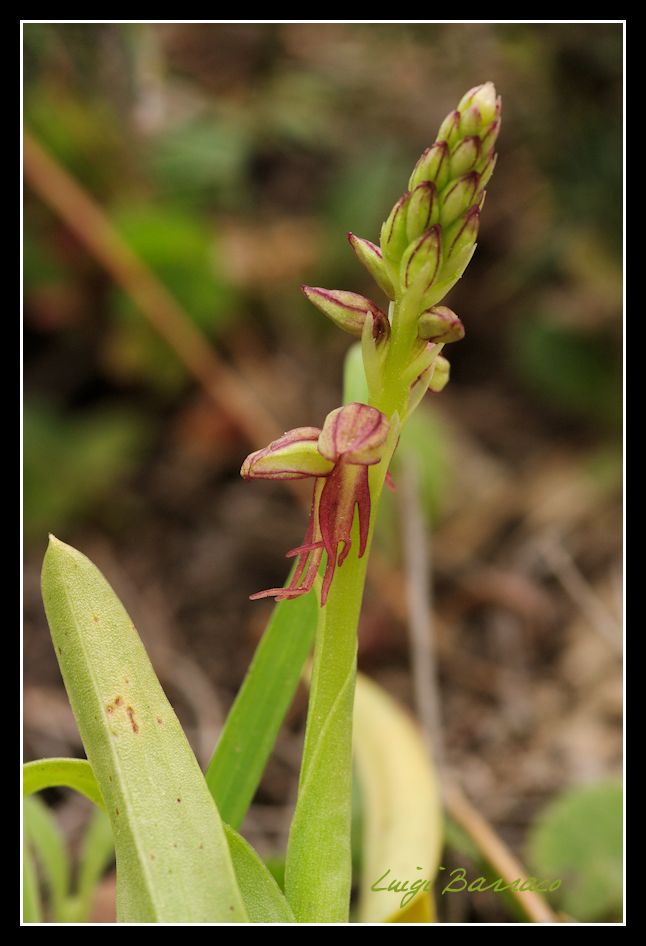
422,244 -> 476,309
477,150 -> 497,191
443,205 -> 480,259
449,136 -> 481,178
399,225 -> 442,293
408,142 -> 450,191
241,428 -> 334,480
436,109 -> 461,148
347,233 -> 396,299
439,172 -> 480,227
380,192 -> 411,264
458,82 -> 497,127
459,105 -> 482,137
428,354 -> 450,393
406,182 -> 439,243
417,306 -> 465,343
302,286 -> 386,338
480,120 -> 501,156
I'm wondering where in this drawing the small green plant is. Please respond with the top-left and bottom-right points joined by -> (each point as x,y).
25,83 -> 502,924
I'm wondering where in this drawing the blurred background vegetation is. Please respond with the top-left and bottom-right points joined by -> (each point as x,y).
23,23 -> 622,923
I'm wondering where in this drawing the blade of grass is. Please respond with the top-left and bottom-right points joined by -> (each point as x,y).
23,795 -> 71,922
23,840 -> 42,923
74,808 -> 115,921
41,536 -> 247,923
205,589 -> 317,829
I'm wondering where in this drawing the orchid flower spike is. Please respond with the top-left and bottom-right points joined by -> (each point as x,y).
241,403 -> 390,605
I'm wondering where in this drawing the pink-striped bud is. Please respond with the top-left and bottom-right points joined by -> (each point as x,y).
406,182 -> 439,242
417,306 -> 465,343
444,205 -> 480,259
399,225 -> 442,293
241,428 -> 334,480
439,172 -> 480,227
449,136 -> 481,178
347,233 -> 396,299
302,286 -> 386,338
437,109 -> 462,147
408,141 -> 450,191
458,82 -> 498,127
380,191 -> 411,263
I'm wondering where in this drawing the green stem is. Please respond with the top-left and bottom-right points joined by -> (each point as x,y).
284,296 -> 412,923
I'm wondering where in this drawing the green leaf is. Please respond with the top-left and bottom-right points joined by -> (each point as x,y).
41,536 -> 247,923
23,795 -> 71,922
526,779 -> 623,921
74,807 -> 115,922
23,758 -> 105,810
224,826 -> 295,923
23,757 -> 294,923
353,673 -> 443,923
206,590 -> 317,829
23,840 -> 42,923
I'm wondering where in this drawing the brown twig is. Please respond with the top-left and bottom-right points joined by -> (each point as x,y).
23,130 -> 282,451
399,456 -> 445,773
398,455 -> 559,924
444,781 -> 559,924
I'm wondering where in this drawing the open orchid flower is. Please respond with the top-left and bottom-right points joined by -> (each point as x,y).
241,402 -> 390,605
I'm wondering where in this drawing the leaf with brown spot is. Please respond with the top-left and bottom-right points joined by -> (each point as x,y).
41,536 -> 248,923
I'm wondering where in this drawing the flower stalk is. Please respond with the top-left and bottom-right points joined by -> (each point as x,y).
241,82 -> 501,922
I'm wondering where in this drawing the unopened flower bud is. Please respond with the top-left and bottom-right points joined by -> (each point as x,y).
423,243 -> 477,308
406,182 -> 439,242
458,82 -> 497,127
417,306 -> 465,343
400,225 -> 442,293
302,286 -> 385,338
480,120 -> 501,156
428,355 -> 450,393
380,192 -> 411,263
459,105 -> 482,137
444,205 -> 480,259
347,233 -> 395,299
408,141 -> 450,191
449,136 -> 481,178
477,150 -> 497,191
241,428 -> 334,480
437,109 -> 461,147
439,172 -> 480,227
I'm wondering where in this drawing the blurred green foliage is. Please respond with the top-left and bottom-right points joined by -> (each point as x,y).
106,204 -> 235,390
526,780 -> 623,921
512,318 -> 621,428
24,402 -> 147,543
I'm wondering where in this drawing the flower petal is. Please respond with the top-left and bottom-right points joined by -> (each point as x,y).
241,427 -> 333,480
